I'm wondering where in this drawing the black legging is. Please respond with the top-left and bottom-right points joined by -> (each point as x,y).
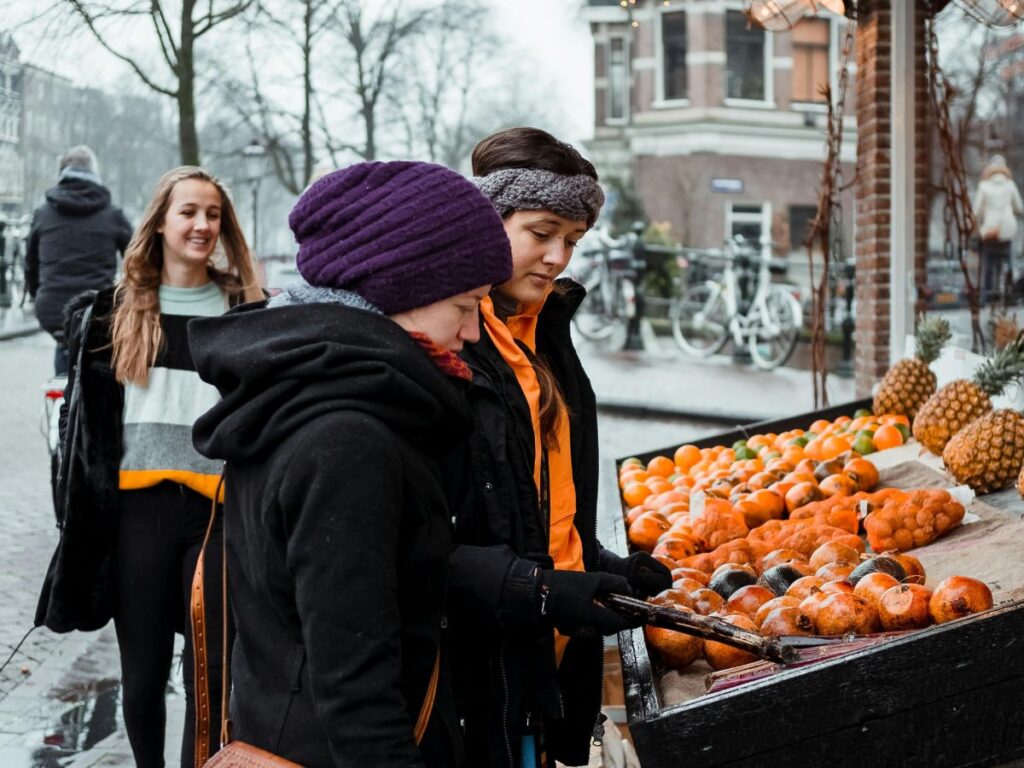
115,482 -> 230,768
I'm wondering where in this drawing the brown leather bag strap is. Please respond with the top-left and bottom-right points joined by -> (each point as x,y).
414,650 -> 440,746
191,470 -> 226,768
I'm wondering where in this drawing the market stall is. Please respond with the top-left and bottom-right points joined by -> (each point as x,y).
606,397 -> 1024,768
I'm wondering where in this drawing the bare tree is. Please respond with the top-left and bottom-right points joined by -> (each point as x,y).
331,0 -> 432,161
60,0 -> 255,164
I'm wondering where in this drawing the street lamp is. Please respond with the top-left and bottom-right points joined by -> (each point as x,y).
746,0 -> 846,30
242,139 -> 268,258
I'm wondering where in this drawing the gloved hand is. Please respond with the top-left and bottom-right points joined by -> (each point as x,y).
598,548 -> 674,599
615,552 -> 673,598
538,570 -> 641,637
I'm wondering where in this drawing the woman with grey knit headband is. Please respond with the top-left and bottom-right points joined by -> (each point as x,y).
441,127 -> 672,768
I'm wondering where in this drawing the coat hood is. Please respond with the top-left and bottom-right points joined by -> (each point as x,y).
45,177 -> 112,216
190,301 -> 473,461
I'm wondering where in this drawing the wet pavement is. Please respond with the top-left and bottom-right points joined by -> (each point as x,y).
0,332 -> 184,767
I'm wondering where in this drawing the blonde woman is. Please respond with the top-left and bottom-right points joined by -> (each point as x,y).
36,167 -> 261,768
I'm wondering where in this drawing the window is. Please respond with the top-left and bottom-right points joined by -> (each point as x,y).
726,10 -> 767,101
661,11 -> 688,101
608,36 -> 629,121
788,205 -> 819,252
792,19 -> 830,103
728,203 -> 771,247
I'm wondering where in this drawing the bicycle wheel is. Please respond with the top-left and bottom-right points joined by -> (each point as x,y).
574,276 -> 619,340
671,282 -> 730,357
748,286 -> 801,370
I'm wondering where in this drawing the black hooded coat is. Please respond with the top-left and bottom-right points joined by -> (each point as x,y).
189,300 -> 472,768
26,175 -> 132,335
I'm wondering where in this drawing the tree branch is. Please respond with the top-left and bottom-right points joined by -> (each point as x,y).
64,0 -> 177,97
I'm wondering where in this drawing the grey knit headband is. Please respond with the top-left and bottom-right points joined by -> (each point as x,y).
473,168 -> 604,226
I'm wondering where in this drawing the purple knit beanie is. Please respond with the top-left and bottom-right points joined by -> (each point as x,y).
289,161 -> 512,314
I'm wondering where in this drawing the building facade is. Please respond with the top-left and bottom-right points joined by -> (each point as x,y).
0,33 -> 22,215
584,0 -> 856,264
19,63 -> 73,212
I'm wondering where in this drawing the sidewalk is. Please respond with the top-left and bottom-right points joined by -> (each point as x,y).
0,305 -> 39,341
576,324 -> 859,424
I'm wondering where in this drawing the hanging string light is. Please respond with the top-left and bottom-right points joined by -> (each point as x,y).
746,0 -> 846,30
956,0 -> 1024,27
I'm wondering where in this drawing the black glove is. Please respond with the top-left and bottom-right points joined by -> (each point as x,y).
538,570 -> 641,637
616,552 -> 673,598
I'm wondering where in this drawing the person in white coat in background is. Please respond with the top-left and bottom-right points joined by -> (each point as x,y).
973,154 -> 1023,305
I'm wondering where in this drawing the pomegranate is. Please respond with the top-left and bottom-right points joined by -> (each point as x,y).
725,585 -> 777,617
928,576 -> 993,624
704,613 -> 760,671
809,541 -> 862,571
645,623 -> 703,670
753,596 -> 800,627
819,580 -> 854,595
673,577 -> 706,594
690,588 -> 726,616
814,593 -> 879,636
786,575 -> 826,601
896,553 -> 927,584
798,588 -> 832,626
815,560 -> 856,582
671,567 -> 709,586
649,589 -> 695,611
878,583 -> 932,631
759,548 -> 808,572
759,606 -> 815,637
853,572 -> 901,608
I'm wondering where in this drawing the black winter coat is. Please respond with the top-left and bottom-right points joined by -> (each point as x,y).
36,287 -> 123,632
190,301 -> 473,768
443,280 -> 619,768
26,177 -> 132,335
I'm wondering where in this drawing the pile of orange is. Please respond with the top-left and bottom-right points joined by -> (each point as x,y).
621,409 -> 905,562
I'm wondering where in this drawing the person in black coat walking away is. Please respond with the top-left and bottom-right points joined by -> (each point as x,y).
35,166 -> 263,768
25,145 -> 133,374
443,127 -> 673,768
189,161 -> 514,767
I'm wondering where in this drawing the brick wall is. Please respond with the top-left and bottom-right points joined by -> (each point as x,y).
853,1 -> 931,397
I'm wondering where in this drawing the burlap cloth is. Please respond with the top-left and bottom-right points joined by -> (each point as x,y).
656,459 -> 1024,708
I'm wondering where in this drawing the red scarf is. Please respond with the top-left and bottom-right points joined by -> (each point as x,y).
407,331 -> 472,381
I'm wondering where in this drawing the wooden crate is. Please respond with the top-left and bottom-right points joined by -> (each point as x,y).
607,399 -> 1024,768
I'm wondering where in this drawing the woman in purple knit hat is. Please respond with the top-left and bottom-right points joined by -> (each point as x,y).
188,161 -> 512,767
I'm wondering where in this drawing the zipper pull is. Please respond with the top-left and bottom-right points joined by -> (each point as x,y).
591,711 -> 607,746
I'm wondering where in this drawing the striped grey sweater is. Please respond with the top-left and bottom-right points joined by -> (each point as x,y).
119,282 -> 227,500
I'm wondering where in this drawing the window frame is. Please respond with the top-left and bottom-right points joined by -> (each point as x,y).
790,16 -> 841,113
655,6 -> 690,107
606,33 -> 631,125
723,7 -> 774,108
726,201 -> 773,249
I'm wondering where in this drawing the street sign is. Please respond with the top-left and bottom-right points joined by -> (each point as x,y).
710,178 -> 744,193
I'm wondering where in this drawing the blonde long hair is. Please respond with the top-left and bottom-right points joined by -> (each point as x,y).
111,166 -> 262,385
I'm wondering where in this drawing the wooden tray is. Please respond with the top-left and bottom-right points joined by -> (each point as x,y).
607,399 -> 1024,768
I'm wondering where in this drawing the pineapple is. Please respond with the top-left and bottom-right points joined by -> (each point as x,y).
989,310 -> 1020,351
873,315 -> 952,421
943,409 -> 1024,494
912,333 -> 1024,455
1018,464 -> 1024,498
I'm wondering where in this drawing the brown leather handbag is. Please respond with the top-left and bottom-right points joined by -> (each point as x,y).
191,473 -> 440,768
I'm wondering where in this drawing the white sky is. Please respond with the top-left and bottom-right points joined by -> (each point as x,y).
488,0 -> 595,143
7,0 -> 597,145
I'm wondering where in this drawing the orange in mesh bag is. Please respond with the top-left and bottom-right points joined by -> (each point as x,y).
863,489 -> 965,552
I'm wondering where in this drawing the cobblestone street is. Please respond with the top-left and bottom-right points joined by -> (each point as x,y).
0,332 -> 191,767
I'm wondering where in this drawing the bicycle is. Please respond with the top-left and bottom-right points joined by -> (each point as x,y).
670,237 -> 803,370
570,226 -> 642,341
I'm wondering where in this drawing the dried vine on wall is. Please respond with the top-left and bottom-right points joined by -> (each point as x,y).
926,2 -> 985,353
804,21 -> 857,409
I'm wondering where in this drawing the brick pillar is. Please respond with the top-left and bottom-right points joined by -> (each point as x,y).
853,0 -> 931,397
